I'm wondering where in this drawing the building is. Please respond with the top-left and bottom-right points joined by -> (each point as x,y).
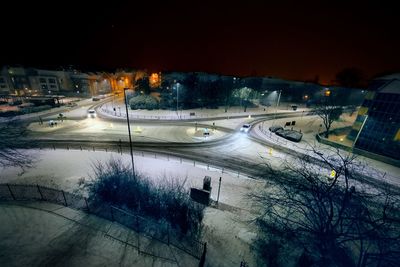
0,74 -> 12,95
0,66 -> 31,95
0,66 -> 115,96
32,69 -> 71,95
348,74 -> 400,160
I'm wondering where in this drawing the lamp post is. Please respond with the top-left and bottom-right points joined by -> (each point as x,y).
271,90 -> 282,126
176,82 -> 180,119
261,90 -> 269,131
123,88 -> 135,176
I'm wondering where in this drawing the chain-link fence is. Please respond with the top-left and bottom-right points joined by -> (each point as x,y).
0,183 -> 205,260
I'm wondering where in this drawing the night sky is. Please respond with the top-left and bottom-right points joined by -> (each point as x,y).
2,1 -> 399,84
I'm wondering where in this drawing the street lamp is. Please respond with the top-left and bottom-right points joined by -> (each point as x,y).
271,90 -> 282,127
175,82 -> 180,119
123,88 -> 135,176
261,90 -> 270,131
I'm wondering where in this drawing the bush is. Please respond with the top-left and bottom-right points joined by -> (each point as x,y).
129,95 -> 159,110
87,159 -> 204,235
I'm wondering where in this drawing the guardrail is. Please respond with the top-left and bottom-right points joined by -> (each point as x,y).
99,103 -> 305,121
35,141 -> 256,180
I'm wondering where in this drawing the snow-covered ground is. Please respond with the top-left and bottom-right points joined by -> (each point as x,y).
29,117 -> 230,143
98,100 -> 308,121
0,97 -> 97,123
0,149 -> 263,266
0,202 -> 191,266
253,115 -> 400,186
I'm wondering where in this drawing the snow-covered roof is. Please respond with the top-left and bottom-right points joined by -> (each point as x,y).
369,73 -> 400,94
378,79 -> 400,94
376,73 -> 400,80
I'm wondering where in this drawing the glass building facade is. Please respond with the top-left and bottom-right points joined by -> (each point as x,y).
349,76 -> 400,160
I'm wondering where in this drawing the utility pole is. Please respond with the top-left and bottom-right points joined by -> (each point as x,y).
124,88 -> 135,176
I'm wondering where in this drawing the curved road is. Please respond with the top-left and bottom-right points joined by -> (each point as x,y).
25,98 -> 400,193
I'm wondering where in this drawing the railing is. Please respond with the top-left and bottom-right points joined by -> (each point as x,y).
0,183 -> 205,260
35,142 -> 254,180
98,103 -> 298,121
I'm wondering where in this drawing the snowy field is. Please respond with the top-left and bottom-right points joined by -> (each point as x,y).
0,202 -> 192,266
0,149 -> 263,266
252,115 -> 400,186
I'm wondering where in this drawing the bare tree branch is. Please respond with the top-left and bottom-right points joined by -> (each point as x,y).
251,146 -> 400,266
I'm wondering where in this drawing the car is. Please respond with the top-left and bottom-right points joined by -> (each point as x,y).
87,109 -> 96,118
48,120 -> 57,127
269,125 -> 283,133
92,97 -> 100,101
240,124 -> 251,133
275,129 -> 303,142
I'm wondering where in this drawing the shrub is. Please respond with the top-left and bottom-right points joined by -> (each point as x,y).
129,95 -> 159,110
87,159 -> 204,235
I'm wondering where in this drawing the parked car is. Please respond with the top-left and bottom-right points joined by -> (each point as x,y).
269,125 -> 283,133
275,129 -> 303,142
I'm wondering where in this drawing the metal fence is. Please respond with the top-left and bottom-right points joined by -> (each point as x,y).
35,142 -> 255,180
100,104 -> 276,121
0,183 -> 205,260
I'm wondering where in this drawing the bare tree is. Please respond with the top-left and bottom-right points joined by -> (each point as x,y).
0,120 -> 33,169
315,98 -> 343,138
252,147 -> 400,267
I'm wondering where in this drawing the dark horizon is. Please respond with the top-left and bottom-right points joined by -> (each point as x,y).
2,1 -> 400,84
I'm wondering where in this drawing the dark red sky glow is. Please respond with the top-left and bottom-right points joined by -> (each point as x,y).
2,1 -> 399,84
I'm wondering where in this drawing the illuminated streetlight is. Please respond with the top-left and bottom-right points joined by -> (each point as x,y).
272,90 -> 282,126
175,82 -> 180,119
